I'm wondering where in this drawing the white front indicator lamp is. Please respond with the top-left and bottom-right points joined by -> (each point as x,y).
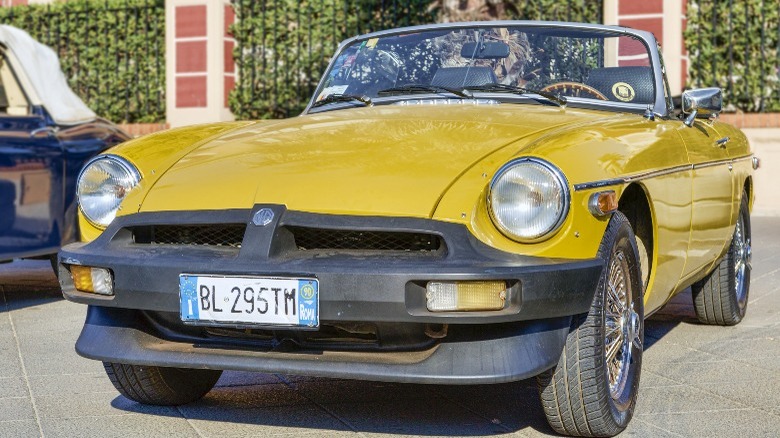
488,158 -> 569,242
426,281 -> 507,312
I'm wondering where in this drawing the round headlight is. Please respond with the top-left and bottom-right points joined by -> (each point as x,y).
77,155 -> 141,228
488,158 -> 569,242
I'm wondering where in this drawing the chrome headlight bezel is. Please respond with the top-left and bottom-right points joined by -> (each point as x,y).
487,157 -> 570,243
77,154 -> 141,229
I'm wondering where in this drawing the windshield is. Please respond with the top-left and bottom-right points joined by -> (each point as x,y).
312,25 -> 656,110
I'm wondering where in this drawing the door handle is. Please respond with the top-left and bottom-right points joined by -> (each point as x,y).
715,137 -> 730,148
30,126 -> 59,138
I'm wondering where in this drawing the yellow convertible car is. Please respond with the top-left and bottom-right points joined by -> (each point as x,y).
58,21 -> 755,436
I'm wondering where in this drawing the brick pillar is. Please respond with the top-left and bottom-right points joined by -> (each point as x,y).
604,0 -> 687,95
166,0 -> 235,128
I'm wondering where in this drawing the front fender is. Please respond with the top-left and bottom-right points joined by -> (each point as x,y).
78,121 -> 256,242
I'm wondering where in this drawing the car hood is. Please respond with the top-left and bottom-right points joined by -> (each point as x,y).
138,105 -> 607,218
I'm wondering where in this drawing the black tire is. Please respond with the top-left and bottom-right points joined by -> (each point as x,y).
103,362 -> 222,406
691,191 -> 751,326
537,211 -> 644,437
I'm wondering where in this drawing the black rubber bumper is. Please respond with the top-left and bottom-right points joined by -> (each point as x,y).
76,305 -> 573,384
60,206 -> 604,383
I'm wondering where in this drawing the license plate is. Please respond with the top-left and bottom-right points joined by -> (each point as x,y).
179,274 -> 319,328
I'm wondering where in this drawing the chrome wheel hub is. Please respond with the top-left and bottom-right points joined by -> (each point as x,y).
734,215 -> 751,308
604,250 -> 640,400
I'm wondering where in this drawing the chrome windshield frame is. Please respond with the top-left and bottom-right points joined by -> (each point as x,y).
303,20 -> 667,117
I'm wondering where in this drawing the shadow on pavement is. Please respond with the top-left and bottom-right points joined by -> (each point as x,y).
102,292 -> 705,436
0,260 -> 62,312
108,377 -> 550,436
644,287 -> 701,350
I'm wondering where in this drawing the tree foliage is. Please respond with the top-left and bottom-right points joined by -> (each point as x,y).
429,0 -> 602,23
0,0 -> 165,123
686,0 -> 780,112
229,0 -> 435,120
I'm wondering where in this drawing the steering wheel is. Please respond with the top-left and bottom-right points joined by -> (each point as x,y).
540,82 -> 608,100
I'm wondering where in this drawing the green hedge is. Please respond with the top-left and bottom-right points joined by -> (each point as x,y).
0,0 -> 165,123
686,0 -> 780,112
228,0 -> 435,120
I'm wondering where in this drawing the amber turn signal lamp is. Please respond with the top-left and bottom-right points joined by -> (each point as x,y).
426,281 -> 507,312
69,265 -> 114,295
588,190 -> 618,217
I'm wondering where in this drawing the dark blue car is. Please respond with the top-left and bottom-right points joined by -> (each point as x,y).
0,25 -> 129,266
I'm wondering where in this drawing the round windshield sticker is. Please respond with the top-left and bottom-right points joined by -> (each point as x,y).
612,82 -> 636,102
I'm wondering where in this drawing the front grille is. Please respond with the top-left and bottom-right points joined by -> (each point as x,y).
288,226 -> 443,253
132,224 -> 245,248
143,311 -> 439,353
204,322 -> 380,350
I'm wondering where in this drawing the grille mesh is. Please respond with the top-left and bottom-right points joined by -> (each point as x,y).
288,226 -> 442,252
132,224 -> 245,248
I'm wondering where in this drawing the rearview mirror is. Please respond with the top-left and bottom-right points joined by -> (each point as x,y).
461,42 -> 510,59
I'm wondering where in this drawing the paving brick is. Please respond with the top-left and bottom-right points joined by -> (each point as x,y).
41,415 -> 197,438
0,396 -> 35,422
0,420 -> 40,438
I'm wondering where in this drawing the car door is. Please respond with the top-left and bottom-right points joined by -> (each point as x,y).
0,49 -> 65,261
0,113 -> 64,260
675,118 -> 734,280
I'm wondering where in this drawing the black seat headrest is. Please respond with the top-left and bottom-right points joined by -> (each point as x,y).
585,67 -> 655,104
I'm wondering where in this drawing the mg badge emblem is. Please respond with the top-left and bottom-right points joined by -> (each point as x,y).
252,208 -> 275,227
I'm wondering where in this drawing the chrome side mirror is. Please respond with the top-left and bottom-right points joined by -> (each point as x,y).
682,88 -> 722,127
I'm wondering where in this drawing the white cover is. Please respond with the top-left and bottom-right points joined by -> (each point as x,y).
0,25 -> 96,125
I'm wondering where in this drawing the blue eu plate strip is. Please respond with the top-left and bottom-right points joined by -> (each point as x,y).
180,275 -> 199,320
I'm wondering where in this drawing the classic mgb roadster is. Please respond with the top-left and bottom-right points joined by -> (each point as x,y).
59,21 -> 754,436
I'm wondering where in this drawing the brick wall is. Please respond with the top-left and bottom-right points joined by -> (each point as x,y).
165,0 -> 234,128
607,0 -> 687,95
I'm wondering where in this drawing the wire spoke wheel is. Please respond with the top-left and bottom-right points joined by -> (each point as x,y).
604,251 -> 641,400
537,211 -> 643,437
733,213 -> 751,310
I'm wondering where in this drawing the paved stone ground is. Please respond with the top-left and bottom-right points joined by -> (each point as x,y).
1,218 -> 778,438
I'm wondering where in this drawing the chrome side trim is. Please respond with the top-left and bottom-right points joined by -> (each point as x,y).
731,155 -> 755,164
693,161 -> 724,169
574,154 -> 754,191
574,164 -> 692,191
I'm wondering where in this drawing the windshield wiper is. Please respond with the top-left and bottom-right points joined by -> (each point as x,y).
378,85 -> 472,98
311,93 -> 372,109
465,83 -> 567,107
